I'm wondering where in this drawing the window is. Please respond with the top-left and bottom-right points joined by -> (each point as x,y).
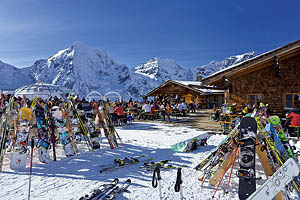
285,94 -> 300,108
248,94 -> 263,105
286,95 -> 293,108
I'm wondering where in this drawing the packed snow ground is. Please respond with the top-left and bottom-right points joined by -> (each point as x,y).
0,121 -> 297,200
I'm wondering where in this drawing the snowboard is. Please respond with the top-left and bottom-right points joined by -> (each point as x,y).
171,134 -> 208,152
247,158 -> 299,200
53,109 -> 75,157
61,104 -> 78,153
10,107 -> 32,170
87,117 -> 101,149
35,105 -> 51,163
238,116 -> 257,200
268,116 -> 294,158
265,124 -> 290,159
256,132 -> 285,200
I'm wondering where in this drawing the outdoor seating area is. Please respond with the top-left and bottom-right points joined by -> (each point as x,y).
108,100 -> 199,125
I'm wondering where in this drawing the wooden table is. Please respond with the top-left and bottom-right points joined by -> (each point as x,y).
220,114 -> 243,117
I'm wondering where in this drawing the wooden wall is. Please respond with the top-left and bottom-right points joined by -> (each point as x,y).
227,52 -> 300,113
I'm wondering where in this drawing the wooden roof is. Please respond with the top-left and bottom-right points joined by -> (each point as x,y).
146,80 -> 224,96
202,38 -> 300,85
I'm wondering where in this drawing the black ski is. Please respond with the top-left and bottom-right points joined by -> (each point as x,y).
79,178 -> 119,200
102,179 -> 131,200
237,116 -> 257,200
99,155 -> 152,173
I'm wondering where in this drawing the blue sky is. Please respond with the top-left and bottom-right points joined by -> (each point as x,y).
0,0 -> 300,68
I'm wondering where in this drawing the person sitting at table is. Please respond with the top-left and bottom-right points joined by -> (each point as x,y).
160,103 -> 166,121
138,101 -> 151,120
213,107 -> 221,121
151,102 -> 156,114
242,104 -> 248,115
228,103 -> 237,115
114,103 -> 126,123
189,101 -> 195,113
181,101 -> 188,116
177,101 -> 183,114
285,105 -> 300,136
165,102 -> 172,121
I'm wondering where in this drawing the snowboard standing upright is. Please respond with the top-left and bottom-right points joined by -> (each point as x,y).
35,104 -> 51,163
87,117 -> 100,149
238,116 -> 257,200
10,107 -> 32,170
53,107 -> 75,157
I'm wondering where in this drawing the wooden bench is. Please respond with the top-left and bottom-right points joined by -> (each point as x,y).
145,113 -> 155,120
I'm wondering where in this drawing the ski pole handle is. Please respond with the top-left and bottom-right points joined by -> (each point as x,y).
174,168 -> 182,192
152,166 -> 161,188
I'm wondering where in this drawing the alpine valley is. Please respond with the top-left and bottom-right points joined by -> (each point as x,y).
0,43 -> 255,100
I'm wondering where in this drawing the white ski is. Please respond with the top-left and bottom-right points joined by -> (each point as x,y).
247,158 -> 299,200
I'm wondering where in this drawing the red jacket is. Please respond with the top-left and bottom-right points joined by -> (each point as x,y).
288,112 -> 300,126
114,106 -> 125,116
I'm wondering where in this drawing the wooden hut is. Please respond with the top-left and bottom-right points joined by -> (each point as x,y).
146,80 -> 224,108
202,38 -> 300,114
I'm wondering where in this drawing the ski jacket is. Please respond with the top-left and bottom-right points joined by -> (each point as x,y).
287,110 -> 300,126
142,104 -> 151,113
181,102 -> 188,110
114,106 -> 125,116
166,105 -> 172,114
177,104 -> 183,111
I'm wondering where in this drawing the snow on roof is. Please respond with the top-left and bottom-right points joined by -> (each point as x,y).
198,88 -> 224,94
172,80 -> 223,94
173,80 -> 203,86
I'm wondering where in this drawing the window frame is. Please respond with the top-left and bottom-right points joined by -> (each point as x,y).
248,94 -> 264,105
284,93 -> 300,109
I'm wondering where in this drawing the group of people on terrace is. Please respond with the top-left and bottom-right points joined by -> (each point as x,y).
211,101 -> 300,137
104,98 -> 199,124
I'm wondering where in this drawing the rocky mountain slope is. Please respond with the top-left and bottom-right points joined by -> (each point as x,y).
0,43 -> 255,100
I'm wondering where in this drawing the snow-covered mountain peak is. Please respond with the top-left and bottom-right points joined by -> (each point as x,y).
135,57 -> 195,81
0,43 -> 254,100
196,52 -> 256,77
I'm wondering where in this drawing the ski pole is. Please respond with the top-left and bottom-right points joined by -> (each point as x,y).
225,143 -> 238,193
174,167 -> 183,200
211,165 -> 227,199
152,166 -> 162,200
28,137 -> 34,200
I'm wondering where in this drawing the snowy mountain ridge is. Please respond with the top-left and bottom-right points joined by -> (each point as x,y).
0,43 -> 255,100
0,60 -> 33,89
196,52 -> 256,77
135,57 -> 195,81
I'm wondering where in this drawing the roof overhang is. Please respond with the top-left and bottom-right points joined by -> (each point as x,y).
146,80 -> 224,96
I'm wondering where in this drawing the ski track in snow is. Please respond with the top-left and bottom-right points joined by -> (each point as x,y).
0,121 -> 297,200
